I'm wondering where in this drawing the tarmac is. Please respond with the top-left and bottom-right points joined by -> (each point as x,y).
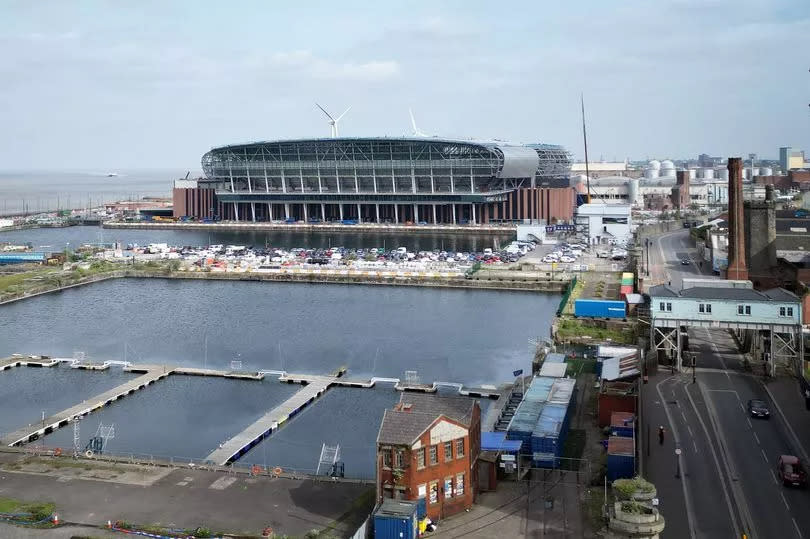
0,450 -> 372,538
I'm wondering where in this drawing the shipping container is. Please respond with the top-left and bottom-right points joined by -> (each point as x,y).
416,498 -> 427,520
609,412 -> 635,437
374,499 -> 418,539
544,353 -> 567,364
607,436 -> 635,481
574,299 -> 626,319
621,272 -> 634,282
530,378 -> 577,467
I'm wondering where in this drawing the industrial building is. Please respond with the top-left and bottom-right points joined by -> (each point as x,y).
375,393 -> 480,520
173,137 -> 575,225
575,203 -> 632,246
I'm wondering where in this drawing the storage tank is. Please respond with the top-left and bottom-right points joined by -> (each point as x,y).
718,168 -> 729,181
688,168 -> 697,180
648,160 -> 661,170
759,167 -> 773,177
660,160 -> 675,177
701,168 -> 715,179
644,168 -> 659,179
751,167 -> 760,177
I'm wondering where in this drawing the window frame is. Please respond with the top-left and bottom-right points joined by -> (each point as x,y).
456,472 -> 465,496
395,450 -> 404,469
444,477 -> 453,499
382,448 -> 392,469
429,444 -> 438,466
429,481 -> 438,504
787,307 -> 794,317
416,447 -> 426,469
455,438 -> 465,459
444,441 -> 453,462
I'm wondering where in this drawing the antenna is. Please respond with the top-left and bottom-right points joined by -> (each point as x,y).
409,109 -> 428,137
581,93 -> 591,204
315,103 -> 351,138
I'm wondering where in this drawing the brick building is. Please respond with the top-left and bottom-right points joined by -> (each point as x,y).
376,393 -> 481,520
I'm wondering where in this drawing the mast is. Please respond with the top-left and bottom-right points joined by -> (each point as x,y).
581,93 -> 591,204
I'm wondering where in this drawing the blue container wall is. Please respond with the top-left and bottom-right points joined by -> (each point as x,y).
374,514 -> 416,539
416,498 -> 427,519
574,299 -> 626,319
607,453 -> 635,481
610,425 -> 634,438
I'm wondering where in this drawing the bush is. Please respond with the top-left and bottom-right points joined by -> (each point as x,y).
613,476 -> 654,500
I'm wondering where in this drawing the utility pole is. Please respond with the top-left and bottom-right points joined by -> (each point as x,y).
581,93 -> 591,204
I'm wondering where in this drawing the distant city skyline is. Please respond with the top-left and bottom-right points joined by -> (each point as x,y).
0,0 -> 807,169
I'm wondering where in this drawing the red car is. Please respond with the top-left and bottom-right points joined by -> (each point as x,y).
777,455 -> 807,487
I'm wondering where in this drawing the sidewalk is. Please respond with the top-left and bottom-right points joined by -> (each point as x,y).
762,375 -> 810,462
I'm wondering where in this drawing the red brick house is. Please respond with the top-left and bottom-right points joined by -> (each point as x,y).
376,393 -> 481,520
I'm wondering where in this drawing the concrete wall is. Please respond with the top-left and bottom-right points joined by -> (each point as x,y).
744,200 -> 776,275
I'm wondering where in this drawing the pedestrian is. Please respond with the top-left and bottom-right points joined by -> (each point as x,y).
658,426 -> 665,445
668,280 -> 671,286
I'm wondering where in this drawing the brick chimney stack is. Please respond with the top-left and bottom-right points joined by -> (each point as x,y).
726,157 -> 748,280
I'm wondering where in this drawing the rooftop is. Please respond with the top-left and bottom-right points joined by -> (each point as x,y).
376,393 -> 478,446
649,284 -> 799,302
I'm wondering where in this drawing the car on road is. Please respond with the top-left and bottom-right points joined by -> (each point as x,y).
747,399 -> 770,418
681,259 -> 691,265
776,455 -> 807,487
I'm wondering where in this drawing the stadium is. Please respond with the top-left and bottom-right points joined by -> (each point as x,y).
173,137 -> 575,224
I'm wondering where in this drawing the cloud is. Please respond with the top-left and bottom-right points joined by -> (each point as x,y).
259,50 -> 400,82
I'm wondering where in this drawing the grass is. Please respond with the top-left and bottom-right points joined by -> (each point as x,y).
556,318 -> 636,344
0,496 -> 55,523
565,358 -> 597,377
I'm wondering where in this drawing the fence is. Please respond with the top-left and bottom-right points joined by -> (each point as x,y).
556,276 -> 577,316
349,515 -> 371,539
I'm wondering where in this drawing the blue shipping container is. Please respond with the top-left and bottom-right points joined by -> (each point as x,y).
574,299 -> 626,319
607,453 -> 635,481
374,500 -> 418,539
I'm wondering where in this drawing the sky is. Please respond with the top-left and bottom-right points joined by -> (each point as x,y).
0,0 -> 808,170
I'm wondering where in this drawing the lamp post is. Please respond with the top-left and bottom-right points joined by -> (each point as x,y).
692,351 -> 696,384
675,447 -> 682,478
645,238 -> 650,276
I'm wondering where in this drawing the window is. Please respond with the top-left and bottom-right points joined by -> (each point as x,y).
788,307 -> 794,317
429,445 -> 438,465
416,448 -> 426,469
706,304 -> 712,313
395,450 -> 404,469
456,473 -> 465,496
738,305 -> 751,316
699,303 -> 712,314
429,481 -> 438,504
659,302 -> 665,312
666,303 -> 672,312
444,477 -> 453,499
456,438 -> 465,458
382,449 -> 392,469
444,441 -> 453,462
780,307 -> 786,317
699,304 -> 704,313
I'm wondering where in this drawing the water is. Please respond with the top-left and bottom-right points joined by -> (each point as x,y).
42,375 -> 300,459
0,170 -> 176,216
239,385 -> 402,477
0,365 -> 134,437
0,225 -> 513,253
0,278 -> 557,385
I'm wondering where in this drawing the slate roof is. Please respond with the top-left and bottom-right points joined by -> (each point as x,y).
376,393 -> 477,446
650,284 -> 798,302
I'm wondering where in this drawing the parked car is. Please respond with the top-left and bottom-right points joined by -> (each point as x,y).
747,399 -> 770,419
681,259 -> 691,265
776,455 -> 807,487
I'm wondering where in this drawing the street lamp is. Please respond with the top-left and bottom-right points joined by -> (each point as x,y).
675,447 -> 682,478
645,238 -> 650,276
692,351 -> 696,384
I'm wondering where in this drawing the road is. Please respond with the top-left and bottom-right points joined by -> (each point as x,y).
644,228 -> 710,290
641,228 -> 810,538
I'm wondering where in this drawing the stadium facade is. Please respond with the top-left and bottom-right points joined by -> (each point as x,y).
173,137 -> 575,224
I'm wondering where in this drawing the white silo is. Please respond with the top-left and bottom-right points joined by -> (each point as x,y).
701,168 -> 715,179
660,160 -> 675,177
760,167 -> 773,176
645,167 -> 660,179
751,167 -> 761,177
688,168 -> 697,180
718,168 -> 729,181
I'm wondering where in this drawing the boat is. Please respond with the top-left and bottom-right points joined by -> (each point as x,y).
106,172 -> 118,177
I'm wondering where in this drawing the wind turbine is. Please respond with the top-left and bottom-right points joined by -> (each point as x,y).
409,108 -> 428,137
315,103 -> 351,138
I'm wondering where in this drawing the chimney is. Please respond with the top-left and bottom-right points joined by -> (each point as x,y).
726,157 -> 748,280
765,184 -> 774,202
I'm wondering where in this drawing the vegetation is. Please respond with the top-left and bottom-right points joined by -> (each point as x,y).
620,501 -> 651,514
583,487 -> 609,533
613,476 -> 655,500
0,496 -> 56,524
559,428 -> 586,470
556,318 -> 636,344
565,358 -> 597,376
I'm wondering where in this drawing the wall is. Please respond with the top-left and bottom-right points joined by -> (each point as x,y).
598,393 -> 637,428
172,187 -> 215,219
744,200 -> 776,275
651,297 -> 800,325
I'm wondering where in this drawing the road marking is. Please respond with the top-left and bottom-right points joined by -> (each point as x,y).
656,378 -> 699,539
746,417 -> 753,428
687,425 -> 694,437
780,491 -> 790,510
681,410 -> 688,423
739,402 -> 746,414
209,476 -> 238,490
753,432 -> 760,445
770,469 -> 779,485
793,518 -> 802,538
761,449 -> 768,463
692,439 -> 699,453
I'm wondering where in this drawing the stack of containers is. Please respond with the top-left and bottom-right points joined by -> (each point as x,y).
530,378 -> 577,468
506,377 -> 556,450
609,412 -> 635,438
619,272 -> 634,299
606,436 -> 635,481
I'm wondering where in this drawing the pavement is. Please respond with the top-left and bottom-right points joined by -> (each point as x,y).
0,452 -> 372,538
643,228 -> 710,291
